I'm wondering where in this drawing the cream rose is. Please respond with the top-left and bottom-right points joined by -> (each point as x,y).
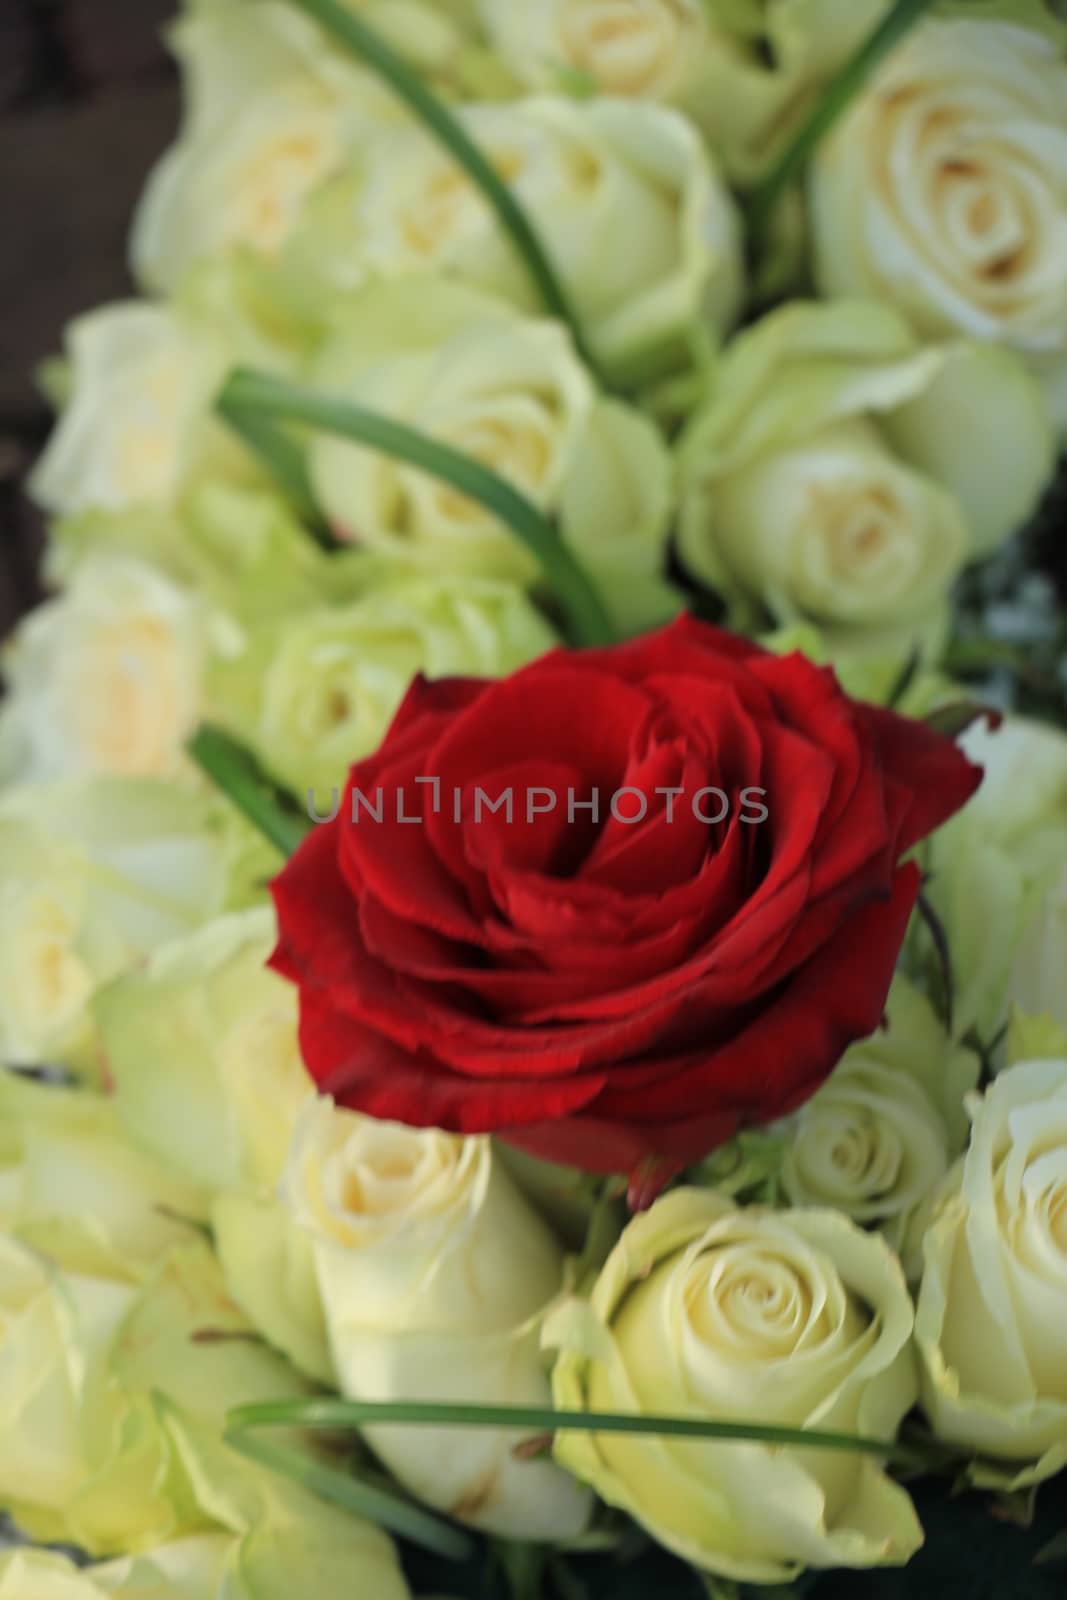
0,1540 -> 231,1600
477,0 -> 890,186
309,280 -> 678,631
547,1188 -> 921,1583
0,1071 -> 206,1283
0,778 -> 269,1069
921,715 -> 1067,1041
129,0 -> 406,295
677,300 -> 1053,657
283,95 -> 741,382
282,1097 -> 592,1539
478,0 -> 710,100
29,304 -> 238,518
0,557 -> 207,782
209,573 -> 559,798
1009,862 -> 1067,1034
810,18 -> 1067,433
915,1057 -> 1067,1485
94,908 -> 309,1196
779,978 -> 981,1277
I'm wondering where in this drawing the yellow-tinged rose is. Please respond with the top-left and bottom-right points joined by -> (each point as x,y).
478,0 -> 890,185
547,1188 -> 922,1584
0,557 -> 208,782
0,1071 -> 206,1282
308,279 -> 679,632
0,1237 -> 135,1544
94,909 -> 310,1196
810,17 -> 1067,435
45,484 -> 356,635
212,1190 -> 332,1383
920,715 -> 1067,1041
915,1057 -> 1067,1486
282,1096 -> 592,1539
0,1539 -> 230,1600
778,976 -> 981,1277
92,910 -> 329,1379
209,572 -> 558,798
677,300 -> 1054,657
29,304 -> 240,519
478,0 -> 711,100
0,779 -> 274,1070
129,0 -> 405,295
1009,863 -> 1067,1035
0,1237 -> 409,1596
280,96 -> 741,383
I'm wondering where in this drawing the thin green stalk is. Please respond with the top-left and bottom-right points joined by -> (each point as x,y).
217,368 -> 617,648
187,723 -> 310,858
228,1396 -> 931,1469
749,0 -> 940,242
281,0 -> 604,380
223,1427 -> 474,1561
215,388 -> 330,541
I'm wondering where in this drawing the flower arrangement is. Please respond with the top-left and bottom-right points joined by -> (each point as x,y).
2,2 -> 1067,1598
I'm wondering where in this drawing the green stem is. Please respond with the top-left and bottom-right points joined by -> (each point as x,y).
217,368 -> 618,648
215,388 -> 336,549
748,0 -> 939,242
281,0 -> 604,381
187,723 -> 310,858
228,1396 -> 929,1467
223,1427 -> 473,1561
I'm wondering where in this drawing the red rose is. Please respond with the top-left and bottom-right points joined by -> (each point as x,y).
270,617 -> 979,1188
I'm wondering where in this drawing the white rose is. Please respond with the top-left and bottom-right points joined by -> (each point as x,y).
286,95 -> 741,382
0,778 -> 267,1067
478,0 -> 710,100
0,1539 -> 230,1600
1009,862 -> 1067,1033
0,1070 -> 206,1283
477,0 -> 890,186
130,0 -> 403,295
0,557 -> 207,782
915,1057 -> 1067,1485
309,279 -> 677,631
779,978 -> 981,1276
0,1237 -> 134,1541
208,573 -> 560,798
678,300 -> 1054,657
547,1188 -> 922,1583
282,1097 -> 592,1539
922,715 -> 1067,1040
94,909 -> 309,1196
810,18 -> 1067,434
29,304 -> 238,518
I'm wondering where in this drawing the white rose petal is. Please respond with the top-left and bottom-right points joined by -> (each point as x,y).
282,1097 -> 591,1539
916,1057 -> 1067,1484
811,19 -> 1067,435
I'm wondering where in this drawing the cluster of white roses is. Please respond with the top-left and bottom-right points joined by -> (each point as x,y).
2,0 -> 1067,1594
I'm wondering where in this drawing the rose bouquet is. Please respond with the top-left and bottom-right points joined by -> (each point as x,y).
2,1 -> 1067,1597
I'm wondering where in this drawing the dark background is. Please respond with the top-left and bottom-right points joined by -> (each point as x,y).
0,0 -> 177,634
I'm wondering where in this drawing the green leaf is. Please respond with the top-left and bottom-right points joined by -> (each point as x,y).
216,369 -> 618,648
223,1426 -> 474,1562
280,0 -> 604,382
749,0 -> 940,242
186,722 -> 310,859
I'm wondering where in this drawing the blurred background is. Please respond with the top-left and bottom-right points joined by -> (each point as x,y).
0,0 -> 176,634
1,0 -> 1063,649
